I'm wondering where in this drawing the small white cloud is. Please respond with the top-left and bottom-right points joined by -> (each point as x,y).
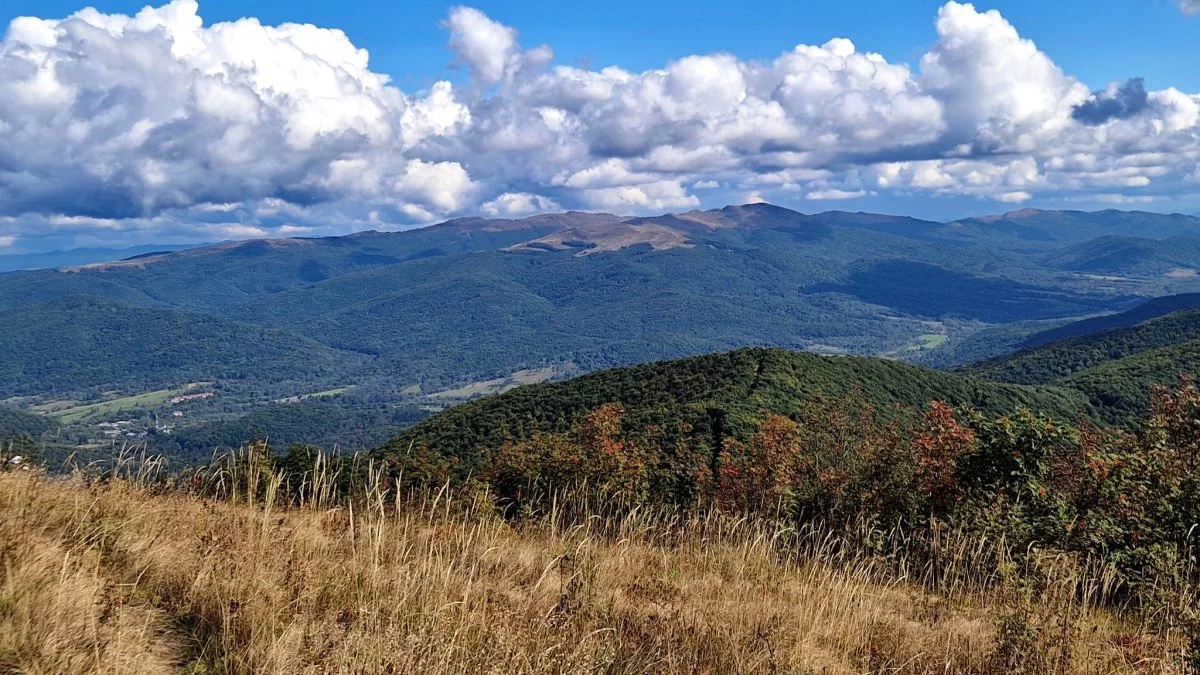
993,191 -> 1033,204
480,192 -> 561,217
398,204 -> 436,222
579,181 -> 699,211
692,180 -> 720,189
445,6 -> 519,84
392,160 -> 477,212
1178,0 -> 1200,15
806,188 -> 867,201
0,235 -> 16,248
277,224 -> 316,235
745,191 -> 767,204
210,224 -> 268,239
1090,193 -> 1160,204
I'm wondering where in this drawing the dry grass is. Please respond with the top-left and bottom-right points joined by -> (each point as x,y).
0,465 -> 1189,674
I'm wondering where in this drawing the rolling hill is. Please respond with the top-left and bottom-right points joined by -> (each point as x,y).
149,400 -> 431,464
1059,340 -> 1200,422
376,348 -> 1091,469
1044,234 -> 1200,276
918,292 -> 1200,368
959,305 -> 1200,386
1018,292 -> 1200,347
946,208 -> 1200,247
958,299 -> 1200,422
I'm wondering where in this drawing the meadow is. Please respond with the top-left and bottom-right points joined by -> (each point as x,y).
0,451 -> 1193,674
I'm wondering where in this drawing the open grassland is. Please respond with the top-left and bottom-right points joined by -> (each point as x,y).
0,464 -> 1191,674
428,366 -> 562,400
38,383 -> 207,424
275,386 -> 355,404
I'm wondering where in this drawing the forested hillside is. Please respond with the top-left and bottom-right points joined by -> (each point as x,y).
379,348 -> 1090,470
1060,340 -> 1200,422
0,296 -> 366,399
954,299 -> 1200,423
1044,234 -> 1200,275
1019,292 -> 1200,347
961,306 -> 1200,385
150,400 -> 429,464
0,406 -> 55,440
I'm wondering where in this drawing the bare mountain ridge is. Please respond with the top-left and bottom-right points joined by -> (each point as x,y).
44,204 -> 1200,273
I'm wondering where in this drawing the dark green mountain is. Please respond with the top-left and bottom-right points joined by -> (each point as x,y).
0,213 -> 612,312
377,348 -> 1090,468
947,208 -> 1200,247
1059,340 -> 1200,423
923,292 -> 1200,368
1043,234 -> 1200,275
957,300 -> 1200,423
960,305 -> 1200,386
1020,292 -> 1200,347
0,296 -> 367,399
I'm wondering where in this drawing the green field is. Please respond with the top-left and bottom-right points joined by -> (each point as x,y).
49,385 -> 201,424
276,386 -> 355,404
428,367 -> 560,400
915,333 -> 948,349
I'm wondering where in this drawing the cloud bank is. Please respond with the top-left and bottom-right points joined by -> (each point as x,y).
1,1 -> 1199,248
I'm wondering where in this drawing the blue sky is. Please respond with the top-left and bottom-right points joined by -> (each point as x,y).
0,0 -> 1198,252
5,0 -> 1196,91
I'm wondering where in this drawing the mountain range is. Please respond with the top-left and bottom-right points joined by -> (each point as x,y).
6,203 -> 1200,454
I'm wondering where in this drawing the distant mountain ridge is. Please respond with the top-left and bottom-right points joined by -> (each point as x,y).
27,205 -> 1200,276
0,244 -> 199,273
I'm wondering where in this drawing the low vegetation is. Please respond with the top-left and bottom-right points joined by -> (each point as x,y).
0,449 -> 1193,673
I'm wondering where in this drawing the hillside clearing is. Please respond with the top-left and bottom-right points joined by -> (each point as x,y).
47,384 -> 205,423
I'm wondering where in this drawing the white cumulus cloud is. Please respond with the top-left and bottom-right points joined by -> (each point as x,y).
1,0 -> 1199,249
480,192 -> 561,217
